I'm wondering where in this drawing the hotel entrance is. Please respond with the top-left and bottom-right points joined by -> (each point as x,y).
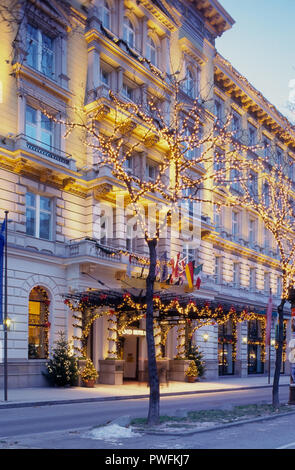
119,328 -> 146,381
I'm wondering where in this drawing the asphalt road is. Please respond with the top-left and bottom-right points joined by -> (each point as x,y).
0,385 -> 290,449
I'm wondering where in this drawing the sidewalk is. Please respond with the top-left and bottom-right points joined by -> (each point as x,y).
0,375 -> 290,409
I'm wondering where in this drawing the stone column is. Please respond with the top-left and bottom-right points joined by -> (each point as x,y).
176,322 -> 186,359
107,314 -> 118,359
154,321 -> 162,359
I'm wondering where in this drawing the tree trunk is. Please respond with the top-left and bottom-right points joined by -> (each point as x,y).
272,298 -> 285,408
146,238 -> 160,425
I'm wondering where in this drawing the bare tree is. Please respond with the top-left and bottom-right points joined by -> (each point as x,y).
51,69 -> 259,424
230,146 -> 295,407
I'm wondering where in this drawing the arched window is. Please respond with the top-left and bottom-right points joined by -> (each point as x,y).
28,286 -> 50,359
146,36 -> 157,66
123,16 -> 135,48
102,0 -> 111,29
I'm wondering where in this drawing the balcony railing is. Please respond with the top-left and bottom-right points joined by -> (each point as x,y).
15,134 -> 76,170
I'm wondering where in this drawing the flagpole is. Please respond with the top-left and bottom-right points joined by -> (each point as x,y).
3,210 -> 8,401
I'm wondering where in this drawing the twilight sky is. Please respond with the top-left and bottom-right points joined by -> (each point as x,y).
215,0 -> 295,123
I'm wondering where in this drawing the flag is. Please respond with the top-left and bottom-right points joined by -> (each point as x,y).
0,218 -> 6,325
170,253 -> 180,284
178,257 -> 187,285
194,263 -> 203,289
185,260 -> 195,288
265,290 -> 273,346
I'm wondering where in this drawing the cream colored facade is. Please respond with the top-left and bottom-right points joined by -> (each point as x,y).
0,0 -> 292,387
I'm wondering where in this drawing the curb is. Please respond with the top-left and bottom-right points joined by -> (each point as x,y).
0,383 -> 289,410
141,409 -> 295,437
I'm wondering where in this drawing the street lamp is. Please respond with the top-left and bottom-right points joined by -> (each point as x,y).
287,287 -> 295,404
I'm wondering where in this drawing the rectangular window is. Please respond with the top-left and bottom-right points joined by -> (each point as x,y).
232,113 -> 240,134
25,105 -> 54,150
249,219 -> 256,245
249,267 -> 256,290
26,192 -> 52,240
248,125 -> 256,146
100,68 -> 110,86
27,24 -> 55,78
145,159 -> 158,181
263,137 -> 271,158
215,256 -> 222,284
122,83 -> 134,101
264,272 -> 270,294
214,100 -> 222,121
232,211 -> 239,237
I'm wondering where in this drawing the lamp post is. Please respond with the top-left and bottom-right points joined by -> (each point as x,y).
287,287 -> 295,404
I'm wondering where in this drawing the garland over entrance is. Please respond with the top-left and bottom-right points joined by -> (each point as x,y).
64,289 -> 270,359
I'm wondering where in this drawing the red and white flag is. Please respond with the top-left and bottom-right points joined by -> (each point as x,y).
265,290 -> 273,346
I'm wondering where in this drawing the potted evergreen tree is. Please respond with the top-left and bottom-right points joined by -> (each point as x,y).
79,359 -> 98,387
185,360 -> 199,383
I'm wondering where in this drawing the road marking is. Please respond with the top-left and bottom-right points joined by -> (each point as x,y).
276,441 -> 295,449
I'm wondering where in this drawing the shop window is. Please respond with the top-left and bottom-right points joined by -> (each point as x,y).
28,286 -> 50,359
218,320 -> 235,375
247,318 -> 265,374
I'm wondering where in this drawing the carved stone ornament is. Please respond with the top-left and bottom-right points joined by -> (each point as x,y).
93,183 -> 113,198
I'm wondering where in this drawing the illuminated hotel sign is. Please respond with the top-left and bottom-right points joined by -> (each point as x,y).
122,328 -> 146,336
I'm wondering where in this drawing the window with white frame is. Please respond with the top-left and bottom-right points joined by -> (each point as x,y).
101,0 -> 111,29
183,244 -> 195,263
25,105 -> 54,150
26,192 -> 52,240
264,272 -> 270,294
126,220 -> 136,252
145,158 -> 158,181
232,211 -> 239,238
249,218 -> 256,245
26,23 -> 55,78
232,113 -> 240,135
123,16 -> 135,49
213,205 -> 221,228
146,35 -> 157,66
122,82 -> 134,101
214,99 -> 223,122
264,227 -> 270,250
123,154 -> 133,174
183,67 -> 195,99
100,67 -> 111,86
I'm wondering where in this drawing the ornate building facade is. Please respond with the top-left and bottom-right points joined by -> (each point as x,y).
0,0 -> 292,387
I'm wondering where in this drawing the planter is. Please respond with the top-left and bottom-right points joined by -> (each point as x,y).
83,379 -> 96,388
187,376 -> 197,383
99,359 -> 124,385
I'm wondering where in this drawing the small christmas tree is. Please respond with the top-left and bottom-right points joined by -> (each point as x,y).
186,344 -> 206,378
45,331 -> 78,386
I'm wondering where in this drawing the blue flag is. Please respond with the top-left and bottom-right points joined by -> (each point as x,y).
0,218 -> 6,325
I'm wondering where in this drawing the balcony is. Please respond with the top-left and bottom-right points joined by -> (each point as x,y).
12,134 -> 77,171
66,237 -> 148,268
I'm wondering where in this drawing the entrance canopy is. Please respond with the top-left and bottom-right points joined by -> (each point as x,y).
64,288 -> 274,325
